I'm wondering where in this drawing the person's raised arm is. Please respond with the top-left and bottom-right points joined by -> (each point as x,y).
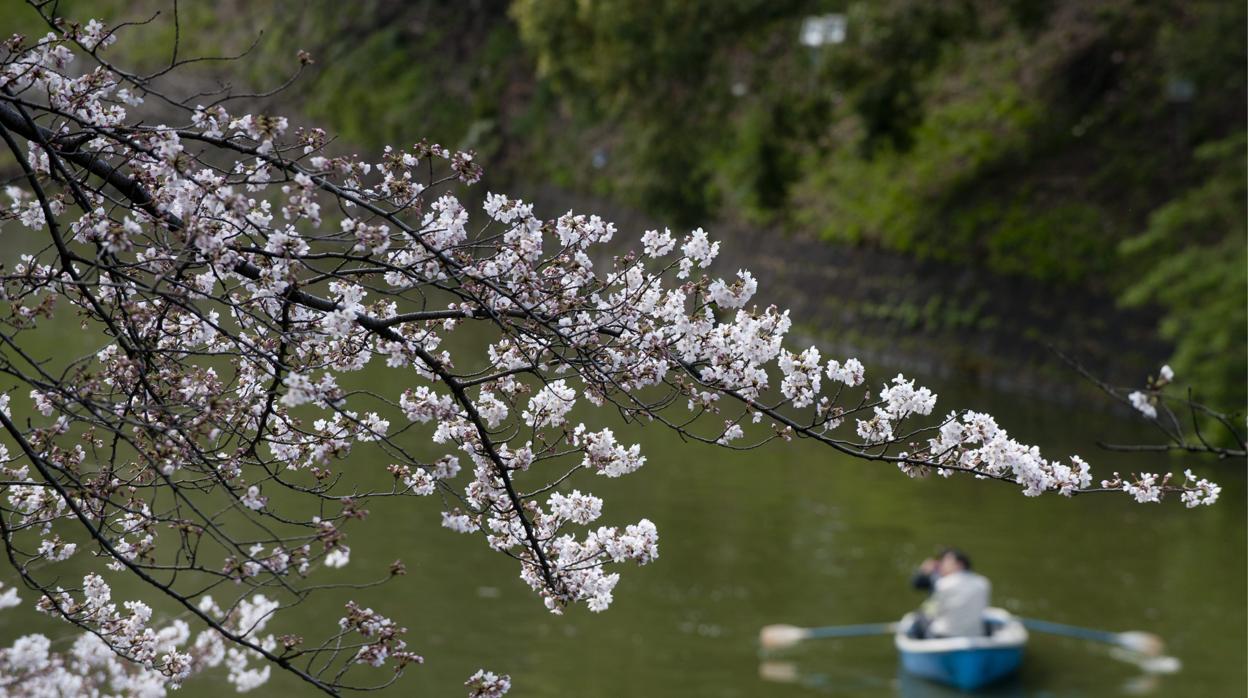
911,557 -> 938,591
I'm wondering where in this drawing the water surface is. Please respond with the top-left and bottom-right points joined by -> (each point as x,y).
0,265 -> 1242,698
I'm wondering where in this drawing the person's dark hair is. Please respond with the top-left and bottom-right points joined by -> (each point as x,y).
940,548 -> 972,571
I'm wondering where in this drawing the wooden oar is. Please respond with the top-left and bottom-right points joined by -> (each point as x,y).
1020,617 -> 1164,656
760,621 -> 897,650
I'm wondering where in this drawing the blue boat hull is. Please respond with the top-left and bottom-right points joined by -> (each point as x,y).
899,645 -> 1023,691
895,608 -> 1028,692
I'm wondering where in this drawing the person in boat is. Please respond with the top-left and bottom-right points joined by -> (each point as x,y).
908,548 -> 991,639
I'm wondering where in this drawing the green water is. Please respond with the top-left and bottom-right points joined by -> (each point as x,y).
0,312 -> 1242,697
318,385 -> 1244,698
0,224 -> 1242,697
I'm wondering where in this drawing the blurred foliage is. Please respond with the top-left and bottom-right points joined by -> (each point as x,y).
1119,135 -> 1247,410
1,0 -> 1243,407
515,0 -> 1247,409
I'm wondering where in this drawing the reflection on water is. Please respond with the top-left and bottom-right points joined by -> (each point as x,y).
760,654 -> 1171,697
760,660 -> 1028,696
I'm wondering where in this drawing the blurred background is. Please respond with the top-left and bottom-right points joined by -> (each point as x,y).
7,0 -> 1244,402
0,1 -> 1244,696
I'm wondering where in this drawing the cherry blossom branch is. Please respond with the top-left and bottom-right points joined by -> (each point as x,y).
1055,348 -> 1246,460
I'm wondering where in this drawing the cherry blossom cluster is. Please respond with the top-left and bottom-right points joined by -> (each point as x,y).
466,669 -> 512,698
0,15 -> 1221,697
1127,364 -> 1175,420
337,601 -> 422,669
1097,469 -> 1221,507
0,578 -> 281,694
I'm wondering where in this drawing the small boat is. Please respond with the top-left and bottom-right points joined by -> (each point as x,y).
895,607 -> 1027,691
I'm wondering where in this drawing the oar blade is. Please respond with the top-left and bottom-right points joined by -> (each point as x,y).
1117,631 -> 1165,657
760,624 -> 810,650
